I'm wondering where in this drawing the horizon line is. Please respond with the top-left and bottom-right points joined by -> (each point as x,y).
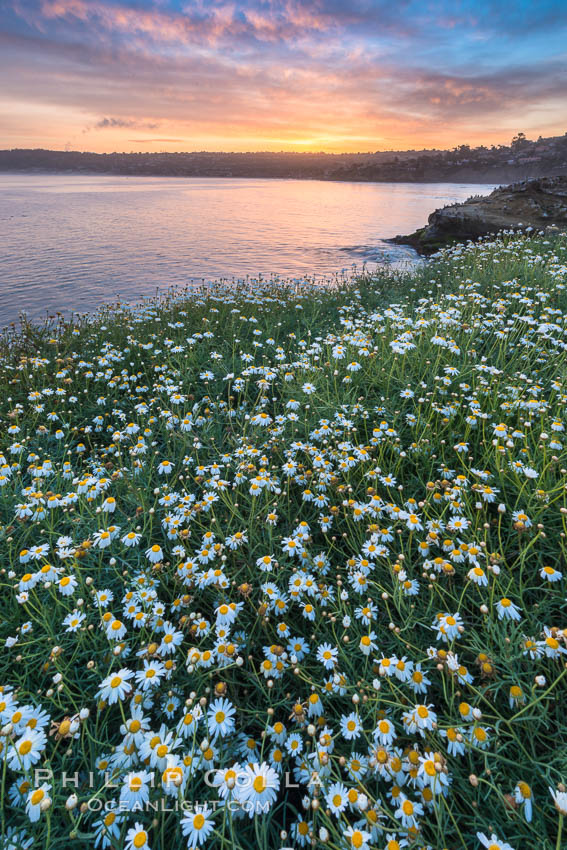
3,135 -> 564,158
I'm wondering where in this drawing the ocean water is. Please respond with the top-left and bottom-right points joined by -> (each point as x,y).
0,175 -> 493,326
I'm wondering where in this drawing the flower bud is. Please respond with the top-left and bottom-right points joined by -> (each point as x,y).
66,794 -> 78,810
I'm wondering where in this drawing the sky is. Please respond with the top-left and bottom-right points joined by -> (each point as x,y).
1,0 -> 566,153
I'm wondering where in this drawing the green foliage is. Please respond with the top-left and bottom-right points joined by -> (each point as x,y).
0,233 -> 566,850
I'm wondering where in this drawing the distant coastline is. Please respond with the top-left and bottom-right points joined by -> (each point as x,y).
2,132 -> 567,184
0,168 -> 507,184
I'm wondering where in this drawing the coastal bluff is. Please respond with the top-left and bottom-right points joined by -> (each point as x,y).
391,175 -> 567,254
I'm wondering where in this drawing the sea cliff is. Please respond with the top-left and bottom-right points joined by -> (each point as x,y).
391,175 -> 567,253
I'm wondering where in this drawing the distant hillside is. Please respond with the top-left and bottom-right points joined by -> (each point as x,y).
1,133 -> 567,183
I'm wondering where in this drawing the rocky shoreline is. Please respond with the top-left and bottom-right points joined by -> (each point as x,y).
390,176 -> 567,254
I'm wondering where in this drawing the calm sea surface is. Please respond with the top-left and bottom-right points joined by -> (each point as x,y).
0,175 -> 493,326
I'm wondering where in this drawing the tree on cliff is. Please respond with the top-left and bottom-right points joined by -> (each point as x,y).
511,132 -> 530,150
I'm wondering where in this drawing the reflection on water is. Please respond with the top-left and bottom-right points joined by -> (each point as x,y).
0,175 -> 493,325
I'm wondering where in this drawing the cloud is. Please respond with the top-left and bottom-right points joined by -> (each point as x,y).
389,62 -> 567,121
95,117 -> 135,128
128,137 -> 186,143
2,0 -> 567,151
87,117 -> 160,131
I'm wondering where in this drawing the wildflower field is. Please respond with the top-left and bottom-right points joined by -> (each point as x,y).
1,233 -> 567,850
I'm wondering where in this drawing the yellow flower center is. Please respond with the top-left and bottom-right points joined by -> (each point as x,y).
253,776 -> 266,793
